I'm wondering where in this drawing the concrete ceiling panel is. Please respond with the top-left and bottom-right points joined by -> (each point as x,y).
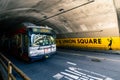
0,0 -> 120,37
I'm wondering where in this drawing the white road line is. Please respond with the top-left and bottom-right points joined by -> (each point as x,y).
79,77 -> 89,80
77,68 -> 106,78
69,67 -> 86,76
81,75 -> 89,79
87,75 -> 103,80
61,72 -> 79,80
67,61 -> 77,66
89,79 -> 94,80
53,73 -> 64,80
105,77 -> 114,80
53,67 -> 114,80
65,69 -> 82,77
64,76 -> 74,80
69,67 -> 114,80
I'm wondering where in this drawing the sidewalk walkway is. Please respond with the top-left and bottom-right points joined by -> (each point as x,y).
57,48 -> 120,54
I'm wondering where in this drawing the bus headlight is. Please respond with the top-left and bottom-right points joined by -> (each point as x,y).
29,51 -> 38,56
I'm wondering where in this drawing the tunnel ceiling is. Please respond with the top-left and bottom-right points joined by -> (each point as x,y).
0,0 -> 120,34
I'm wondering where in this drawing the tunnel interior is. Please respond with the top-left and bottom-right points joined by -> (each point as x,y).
0,0 -> 120,50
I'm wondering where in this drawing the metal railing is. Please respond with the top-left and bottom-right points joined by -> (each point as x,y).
0,52 -> 31,80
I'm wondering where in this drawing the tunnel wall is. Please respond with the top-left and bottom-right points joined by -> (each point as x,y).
56,27 -> 120,50
56,28 -> 120,50
56,0 -> 120,50
56,37 -> 120,50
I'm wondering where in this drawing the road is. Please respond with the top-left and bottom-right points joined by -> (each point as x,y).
5,49 -> 120,80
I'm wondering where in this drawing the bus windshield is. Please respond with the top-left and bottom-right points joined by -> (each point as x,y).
31,34 -> 55,47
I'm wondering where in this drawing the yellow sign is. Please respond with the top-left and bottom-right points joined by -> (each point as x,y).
56,37 -> 120,50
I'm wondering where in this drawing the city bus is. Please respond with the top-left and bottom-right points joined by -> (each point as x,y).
7,23 -> 56,61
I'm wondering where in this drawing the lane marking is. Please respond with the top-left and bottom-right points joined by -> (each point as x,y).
53,73 -> 64,80
69,67 -> 86,76
67,61 -> 77,66
80,75 -> 89,80
64,76 -> 73,80
105,77 -> 114,80
77,67 -> 106,78
79,77 -> 88,80
87,75 -> 103,80
61,72 -> 79,80
54,51 -> 115,80
65,69 -> 82,77
53,66 -> 114,80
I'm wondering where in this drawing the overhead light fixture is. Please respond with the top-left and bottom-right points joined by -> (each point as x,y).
59,8 -> 64,12
43,15 -> 47,18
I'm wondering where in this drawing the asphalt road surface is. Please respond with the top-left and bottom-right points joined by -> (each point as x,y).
5,49 -> 120,80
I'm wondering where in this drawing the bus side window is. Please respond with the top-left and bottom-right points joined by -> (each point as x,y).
15,35 -> 21,47
16,34 -> 22,54
22,34 -> 28,53
12,35 -> 17,47
25,35 -> 28,47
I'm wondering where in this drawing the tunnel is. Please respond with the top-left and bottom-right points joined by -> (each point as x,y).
0,0 -> 120,51
1,0 -> 120,80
